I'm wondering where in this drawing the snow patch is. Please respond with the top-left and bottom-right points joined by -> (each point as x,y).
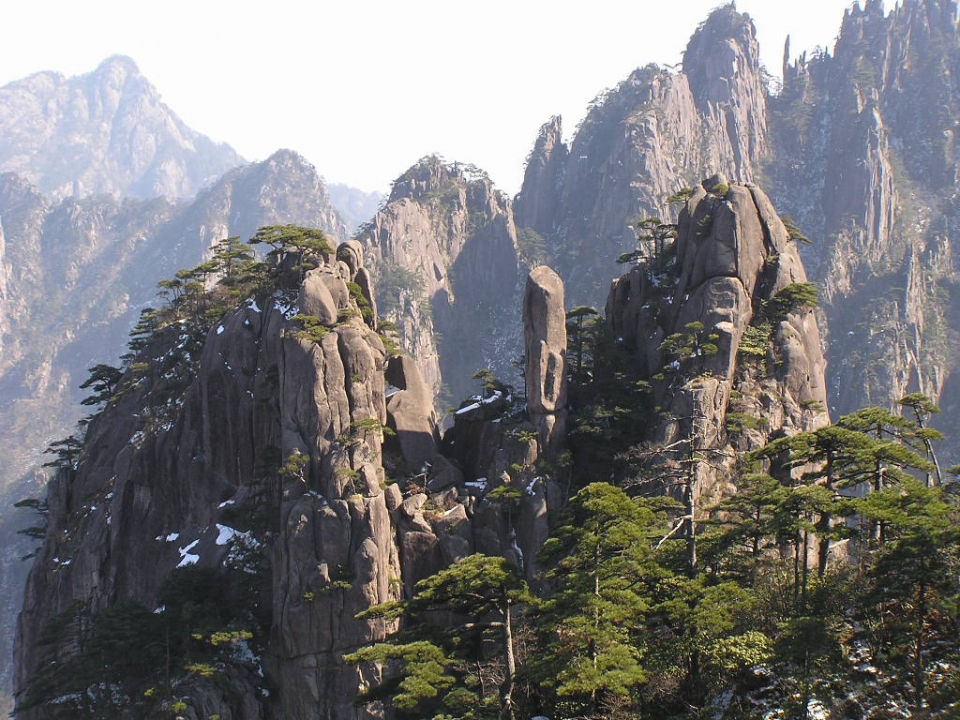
465,478 -> 487,492
177,539 -> 200,567
216,523 -> 250,546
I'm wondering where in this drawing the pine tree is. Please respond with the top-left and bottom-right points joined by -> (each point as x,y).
857,479 -> 960,708
348,554 -> 534,720
535,483 -> 666,716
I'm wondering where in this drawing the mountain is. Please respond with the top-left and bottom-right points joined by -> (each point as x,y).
327,183 -> 384,235
768,0 -> 960,423
11,1 -> 960,715
515,5 -> 767,306
13,175 -> 831,718
358,156 -> 524,412
515,0 -> 960,458
0,56 -> 244,200
0,150 -> 346,707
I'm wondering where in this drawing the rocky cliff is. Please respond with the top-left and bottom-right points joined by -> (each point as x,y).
605,179 -> 829,510
515,5 -> 768,306
358,156 -> 523,413
13,235 -> 570,717
768,0 -> 960,428
0,56 -> 244,201
0,150 -> 346,702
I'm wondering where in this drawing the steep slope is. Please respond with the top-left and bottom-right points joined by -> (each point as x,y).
12,239 -> 560,719
12,175 -> 832,718
358,156 -> 523,412
0,150 -> 346,701
515,5 -> 767,306
0,55 -> 244,200
768,0 -> 960,424
605,178 -> 828,511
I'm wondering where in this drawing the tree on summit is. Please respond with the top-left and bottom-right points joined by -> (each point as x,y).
249,224 -> 333,283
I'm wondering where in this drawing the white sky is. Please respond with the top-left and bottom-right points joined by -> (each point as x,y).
1,0 -> 862,195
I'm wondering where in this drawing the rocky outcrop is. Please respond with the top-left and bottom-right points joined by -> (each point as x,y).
0,56 -> 244,201
13,237 -> 566,717
515,6 -> 768,307
607,180 -> 828,506
0,151 -> 347,701
359,156 -> 522,411
14,244 -> 401,719
524,266 -> 567,454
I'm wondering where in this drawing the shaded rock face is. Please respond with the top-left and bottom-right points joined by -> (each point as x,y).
515,6 -> 767,307
14,244 -> 566,718
14,247 -> 401,719
606,181 -> 829,506
0,151 -> 346,701
0,56 -> 244,201
359,156 -> 522,412
524,266 -> 568,453
0,149 -> 346,494
769,0 -> 960,428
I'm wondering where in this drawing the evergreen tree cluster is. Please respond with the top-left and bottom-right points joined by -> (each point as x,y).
350,392 -> 960,719
349,301 -> 960,719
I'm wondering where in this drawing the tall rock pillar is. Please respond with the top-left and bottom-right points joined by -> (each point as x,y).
524,265 -> 567,455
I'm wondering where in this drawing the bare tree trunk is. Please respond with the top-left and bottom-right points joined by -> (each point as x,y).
500,599 -> 517,720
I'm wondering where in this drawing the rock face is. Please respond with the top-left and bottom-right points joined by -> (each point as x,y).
606,181 -> 829,506
14,245 -> 399,719
524,266 -> 567,453
13,242 -> 569,717
768,0 -> 960,427
0,150 -> 346,702
359,156 -> 523,412
0,56 -> 244,200
515,5 -> 767,306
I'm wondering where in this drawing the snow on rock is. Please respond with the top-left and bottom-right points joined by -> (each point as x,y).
217,523 -> 247,545
177,539 -> 200,567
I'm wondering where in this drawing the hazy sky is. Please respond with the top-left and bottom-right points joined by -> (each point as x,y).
3,0 -> 863,195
